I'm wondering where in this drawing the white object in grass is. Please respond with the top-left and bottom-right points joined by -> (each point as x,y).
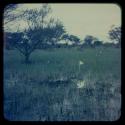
77,80 -> 85,88
79,60 -> 84,65
79,60 -> 84,72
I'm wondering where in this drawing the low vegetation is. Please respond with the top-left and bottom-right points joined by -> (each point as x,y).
4,46 -> 121,121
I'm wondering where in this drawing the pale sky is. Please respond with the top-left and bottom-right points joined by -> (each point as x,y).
4,3 -> 121,42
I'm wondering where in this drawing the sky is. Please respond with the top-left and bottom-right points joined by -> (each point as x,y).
4,3 -> 121,42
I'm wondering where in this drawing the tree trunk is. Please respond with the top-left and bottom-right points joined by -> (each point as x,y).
25,54 -> 30,64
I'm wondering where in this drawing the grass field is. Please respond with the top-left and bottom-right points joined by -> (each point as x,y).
4,46 -> 121,121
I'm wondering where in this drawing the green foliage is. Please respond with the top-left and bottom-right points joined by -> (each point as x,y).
83,35 -> 98,46
108,26 -> 121,47
68,35 -> 81,45
4,5 -> 65,63
93,41 -> 103,47
62,34 -> 81,45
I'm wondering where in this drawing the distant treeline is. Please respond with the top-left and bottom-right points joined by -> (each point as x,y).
4,32 -> 120,50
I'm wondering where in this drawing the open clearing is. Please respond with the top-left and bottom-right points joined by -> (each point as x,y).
4,47 -> 121,121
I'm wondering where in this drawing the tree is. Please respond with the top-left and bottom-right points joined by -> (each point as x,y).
62,34 -> 80,46
108,26 -> 121,47
93,41 -> 103,47
4,4 -> 25,26
4,4 -> 18,24
43,19 -> 65,46
68,35 -> 81,45
103,42 -> 115,47
83,35 -> 98,47
4,32 -> 23,50
4,4 -> 65,63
